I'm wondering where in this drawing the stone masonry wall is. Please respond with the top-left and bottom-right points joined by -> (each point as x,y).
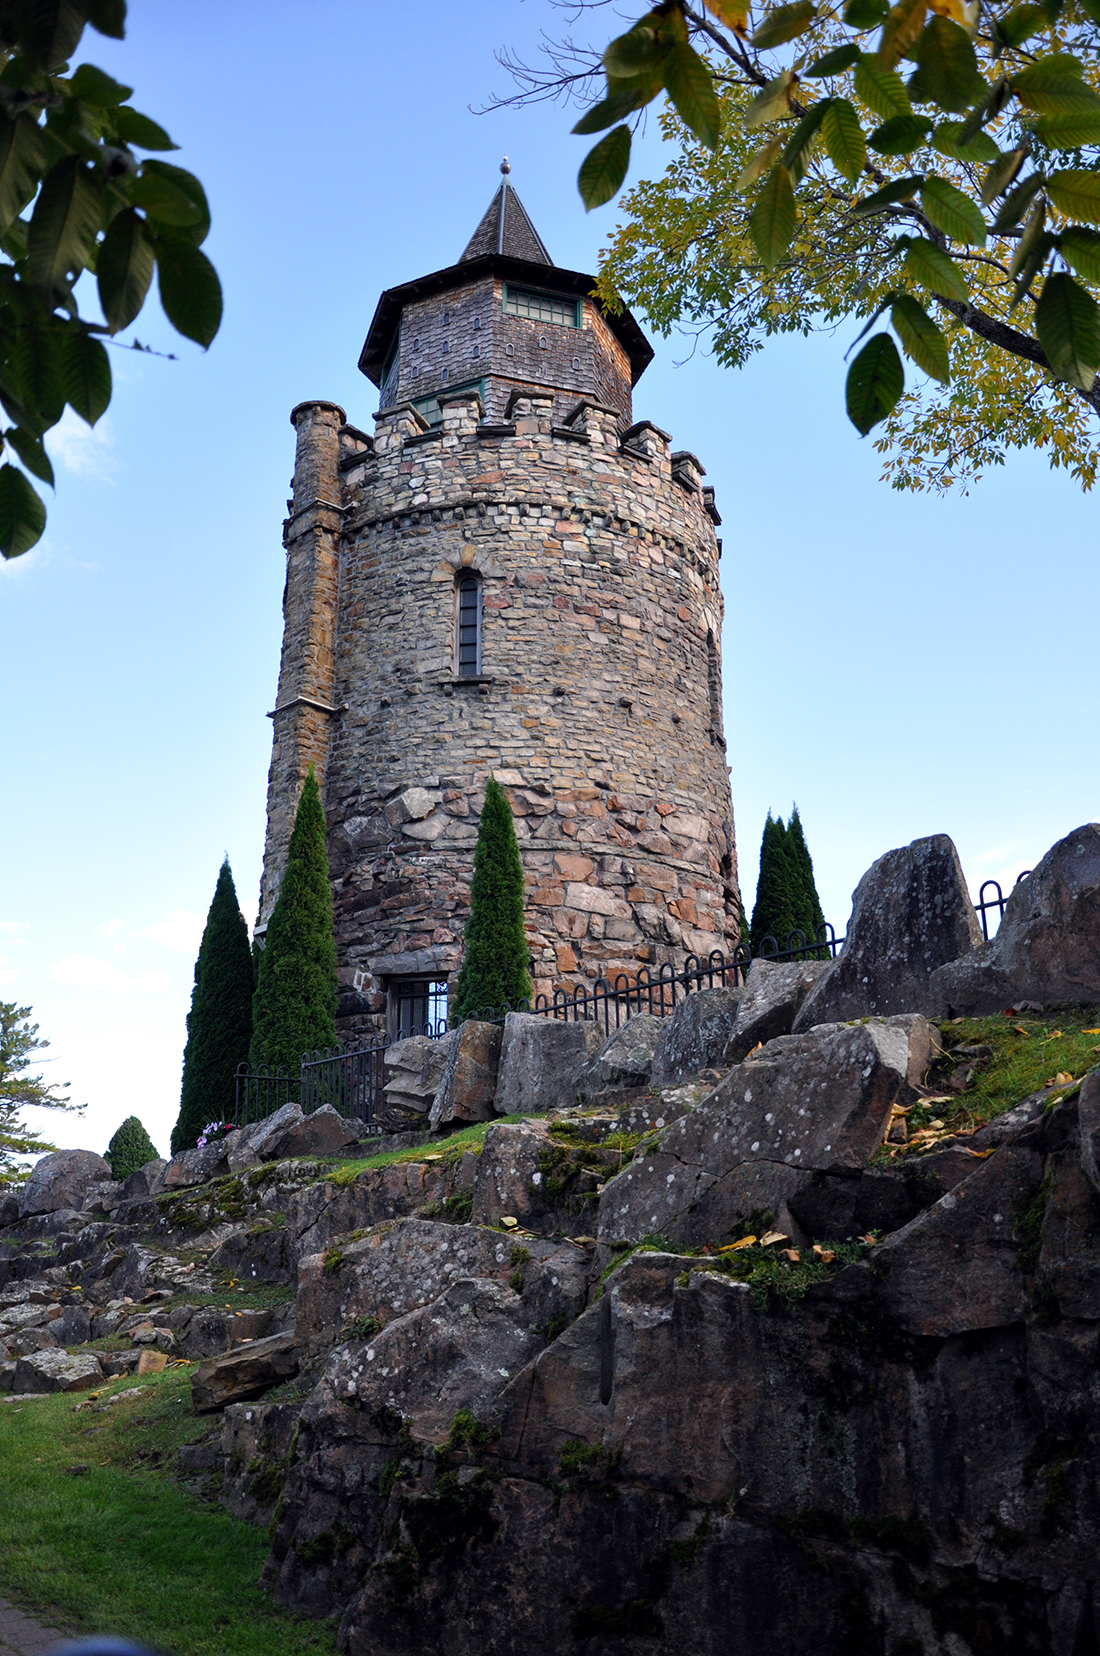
318,387 -> 737,1035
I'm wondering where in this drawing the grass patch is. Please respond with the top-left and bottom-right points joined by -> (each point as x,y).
881,1011 -> 1100,1159
325,1117 -> 527,1184
0,1370 -> 337,1656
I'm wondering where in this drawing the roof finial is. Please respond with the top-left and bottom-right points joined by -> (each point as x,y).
500,156 -> 511,175
497,159 -> 511,254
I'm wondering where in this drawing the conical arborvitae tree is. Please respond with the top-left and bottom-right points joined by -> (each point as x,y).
106,1116 -> 160,1180
171,859 -> 255,1154
787,804 -> 826,953
749,808 -> 826,958
249,768 -> 337,1078
451,775 -> 532,1022
749,812 -> 799,955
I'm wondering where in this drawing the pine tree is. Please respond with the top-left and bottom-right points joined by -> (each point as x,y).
249,768 -> 337,1078
106,1116 -> 160,1180
171,859 -> 255,1154
451,775 -> 532,1022
787,804 -> 826,954
749,812 -> 799,955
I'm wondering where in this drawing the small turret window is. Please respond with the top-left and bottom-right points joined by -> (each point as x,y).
503,286 -> 579,327
456,574 -> 482,677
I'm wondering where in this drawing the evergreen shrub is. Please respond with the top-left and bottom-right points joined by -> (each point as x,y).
451,775 -> 532,1022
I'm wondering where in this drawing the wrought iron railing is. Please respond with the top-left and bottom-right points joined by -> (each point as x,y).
230,868 -> 1033,1136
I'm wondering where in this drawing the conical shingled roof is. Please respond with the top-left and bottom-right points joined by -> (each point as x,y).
460,181 -> 552,266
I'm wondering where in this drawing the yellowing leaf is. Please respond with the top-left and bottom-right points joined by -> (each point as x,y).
736,136 -> 784,192
1083,1028 -> 1100,1034
1049,1071 -> 1074,1086
1042,1030 -> 1065,1040
782,1248 -> 801,1261
747,69 -> 798,127
761,1230 -> 789,1245
707,0 -> 751,34
501,1216 -> 519,1227
720,1235 -> 757,1251
812,1245 -> 836,1262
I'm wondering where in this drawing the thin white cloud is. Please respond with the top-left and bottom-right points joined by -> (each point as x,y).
94,918 -> 125,938
47,408 -> 116,482
0,956 -> 17,986
50,954 -> 169,994
0,921 -> 29,938
142,909 -> 203,954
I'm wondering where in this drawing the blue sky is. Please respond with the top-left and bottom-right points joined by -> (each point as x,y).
2,1 -> 1096,1161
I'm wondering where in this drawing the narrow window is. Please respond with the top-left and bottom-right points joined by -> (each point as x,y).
456,574 -> 482,677
442,340 -> 450,354
707,628 -> 723,742
388,977 -> 448,1037
506,343 -> 514,357
473,316 -> 482,330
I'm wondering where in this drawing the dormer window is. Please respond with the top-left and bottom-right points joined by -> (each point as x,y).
456,574 -> 482,676
503,286 -> 579,327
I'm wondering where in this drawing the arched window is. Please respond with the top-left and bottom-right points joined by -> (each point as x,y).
456,574 -> 482,677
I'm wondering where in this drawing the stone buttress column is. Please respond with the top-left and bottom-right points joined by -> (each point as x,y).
257,399 -> 346,931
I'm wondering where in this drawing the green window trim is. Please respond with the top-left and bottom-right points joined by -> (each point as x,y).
502,285 -> 580,328
413,379 -> 485,427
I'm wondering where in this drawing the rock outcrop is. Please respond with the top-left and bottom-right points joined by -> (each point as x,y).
931,822 -> 1100,1013
793,833 -> 982,1027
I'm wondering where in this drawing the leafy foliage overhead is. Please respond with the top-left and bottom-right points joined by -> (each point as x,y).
515,0 -> 1100,489
0,0 -> 222,559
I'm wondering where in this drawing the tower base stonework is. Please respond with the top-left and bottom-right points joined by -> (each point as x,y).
259,178 -> 739,1037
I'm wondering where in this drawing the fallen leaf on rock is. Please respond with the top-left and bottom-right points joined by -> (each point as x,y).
570,1236 -> 596,1246
719,1236 -> 757,1252
760,1231 -> 788,1246
858,1234 -> 877,1246
1047,1072 -> 1074,1087
812,1245 -> 835,1263
916,1094 -> 954,1105
782,1248 -> 801,1262
500,1216 -> 518,1228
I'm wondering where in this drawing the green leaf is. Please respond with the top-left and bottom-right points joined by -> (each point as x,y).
781,100 -> 830,177
821,98 -> 867,181
1009,202 -> 1052,296
852,173 -> 923,213
0,463 -> 46,558
0,114 -> 46,237
992,3 -> 1046,48
1047,171 -> 1100,225
845,0 -> 888,26
572,83 -> 650,135
7,322 -> 64,434
1032,110 -> 1100,147
869,113 -> 932,153
61,329 -> 111,423
603,18 -> 667,78
1060,226 -> 1100,283
27,155 -> 103,297
890,292 -> 950,381
931,120 -> 999,161
749,164 -> 796,270
664,40 -> 721,148
85,0 -> 127,37
846,332 -> 904,432
96,204 -> 153,331
911,17 -> 984,113
980,145 -> 1027,205
736,136 -> 784,191
68,63 -> 132,105
751,0 -> 818,48
19,1 -> 87,69
854,53 -> 911,118
902,235 -> 968,298
112,107 -> 177,150
1034,270 -> 1100,388
577,124 -> 632,210
991,170 -> 1044,230
3,425 -> 53,486
1011,54 -> 1094,113
876,0 -> 928,71
154,235 -> 223,348
921,174 -> 987,242
807,43 -> 861,75
128,166 -> 202,228
746,70 -> 797,127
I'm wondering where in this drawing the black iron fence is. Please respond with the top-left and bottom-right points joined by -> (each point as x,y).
230,869 -> 1032,1138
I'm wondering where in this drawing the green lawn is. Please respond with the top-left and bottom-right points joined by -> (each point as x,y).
0,1369 -> 337,1656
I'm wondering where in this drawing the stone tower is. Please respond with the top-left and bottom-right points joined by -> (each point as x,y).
258,167 -> 740,1038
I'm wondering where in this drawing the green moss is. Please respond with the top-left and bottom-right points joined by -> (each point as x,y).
378,1457 -> 408,1506
294,1523 -> 351,1567
419,1190 -> 473,1223
668,1519 -> 709,1569
342,1314 -> 381,1341
321,1248 -> 343,1275
1015,1172 -> 1052,1274
246,1460 -> 287,1507
325,1118 -> 527,1184
400,1468 -> 498,1565
509,1270 -> 525,1293
558,1439 -> 605,1478
569,1600 -> 663,1638
510,1244 -> 530,1266
434,1408 -> 498,1457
